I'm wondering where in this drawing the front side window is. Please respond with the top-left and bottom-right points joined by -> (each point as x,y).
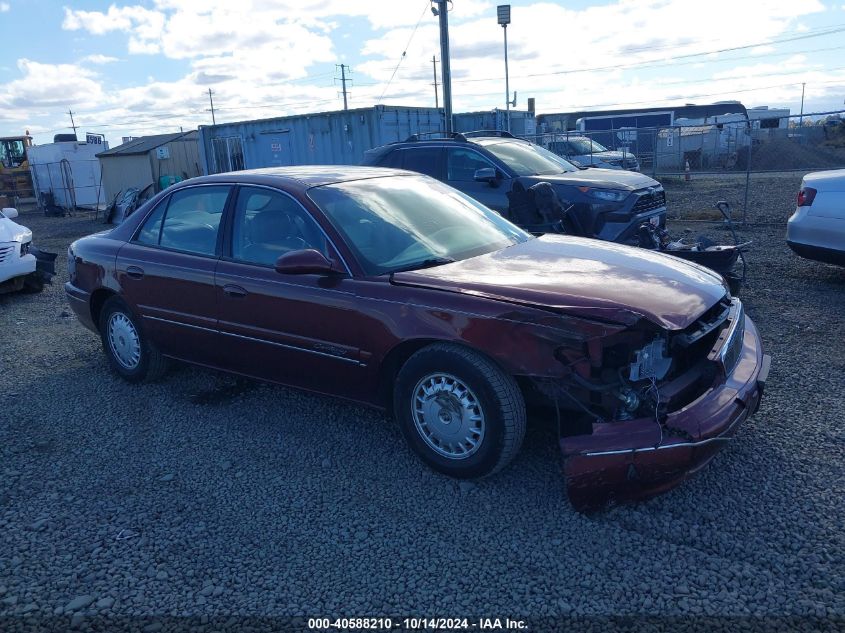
308,175 -> 529,276
446,148 -> 496,182
136,186 -> 229,256
230,187 -> 328,267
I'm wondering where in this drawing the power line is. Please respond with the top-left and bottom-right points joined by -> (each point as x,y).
377,0 -> 430,104
452,24 -> 845,84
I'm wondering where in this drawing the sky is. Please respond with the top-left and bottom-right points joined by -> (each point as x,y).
1,0 -> 844,146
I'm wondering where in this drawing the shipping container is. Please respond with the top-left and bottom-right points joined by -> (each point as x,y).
453,110 -> 536,136
198,106 -> 445,174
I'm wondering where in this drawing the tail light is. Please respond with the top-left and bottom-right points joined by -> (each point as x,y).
797,187 -> 817,207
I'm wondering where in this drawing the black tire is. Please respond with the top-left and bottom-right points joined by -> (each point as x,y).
99,297 -> 168,383
394,343 -> 526,479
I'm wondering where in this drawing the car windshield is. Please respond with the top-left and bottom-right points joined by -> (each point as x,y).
308,175 -> 530,276
569,138 -> 609,154
482,140 -> 578,176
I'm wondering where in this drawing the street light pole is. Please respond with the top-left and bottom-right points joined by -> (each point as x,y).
497,5 -> 512,133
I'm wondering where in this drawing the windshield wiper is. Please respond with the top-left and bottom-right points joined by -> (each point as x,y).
389,257 -> 456,274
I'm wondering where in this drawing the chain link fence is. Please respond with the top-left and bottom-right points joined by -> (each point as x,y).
527,110 -> 845,224
29,158 -> 104,215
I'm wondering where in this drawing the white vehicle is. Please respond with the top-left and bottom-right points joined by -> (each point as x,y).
548,136 -> 640,171
0,207 -> 51,293
787,169 -> 845,266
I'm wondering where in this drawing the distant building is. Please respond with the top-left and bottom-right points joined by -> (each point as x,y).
96,131 -> 201,203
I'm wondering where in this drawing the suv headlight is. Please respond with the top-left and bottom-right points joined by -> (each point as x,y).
579,188 -> 627,202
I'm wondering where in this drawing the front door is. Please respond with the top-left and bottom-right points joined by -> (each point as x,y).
214,185 -> 368,397
116,184 -> 232,367
444,147 -> 511,213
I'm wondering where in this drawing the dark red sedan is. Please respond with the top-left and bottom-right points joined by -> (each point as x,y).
65,167 -> 770,509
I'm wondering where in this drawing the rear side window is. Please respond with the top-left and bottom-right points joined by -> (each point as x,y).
136,186 -> 230,256
401,147 -> 443,179
377,150 -> 405,169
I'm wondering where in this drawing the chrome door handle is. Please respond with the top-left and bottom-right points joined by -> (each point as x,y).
126,265 -> 144,279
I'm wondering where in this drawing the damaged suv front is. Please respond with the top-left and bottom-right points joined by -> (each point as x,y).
549,293 -> 770,510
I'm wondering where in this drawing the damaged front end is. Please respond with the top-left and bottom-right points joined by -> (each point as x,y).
537,296 -> 770,511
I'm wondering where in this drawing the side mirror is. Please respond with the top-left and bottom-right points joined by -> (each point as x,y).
275,249 -> 341,275
1,207 -> 18,219
473,167 -> 499,185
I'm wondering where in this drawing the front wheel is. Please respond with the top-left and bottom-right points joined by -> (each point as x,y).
394,343 -> 526,479
99,297 -> 168,383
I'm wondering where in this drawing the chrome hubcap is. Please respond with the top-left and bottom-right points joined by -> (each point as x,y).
108,312 -> 141,370
412,373 -> 485,459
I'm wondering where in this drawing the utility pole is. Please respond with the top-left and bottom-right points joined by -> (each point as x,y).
434,1 -> 453,133
799,82 -> 806,126
338,64 -> 349,110
432,56 -> 439,110
68,110 -> 78,138
208,89 -> 217,125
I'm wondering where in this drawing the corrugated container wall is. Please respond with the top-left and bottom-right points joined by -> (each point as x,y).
199,106 -> 444,174
453,110 -> 536,136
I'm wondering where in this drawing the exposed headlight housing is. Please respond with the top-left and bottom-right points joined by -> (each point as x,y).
20,241 -> 30,257
579,187 -> 628,202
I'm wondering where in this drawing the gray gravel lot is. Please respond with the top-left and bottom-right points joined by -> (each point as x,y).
1,173 -> 843,632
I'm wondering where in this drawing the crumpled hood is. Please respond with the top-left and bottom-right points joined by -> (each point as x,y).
0,217 -> 32,244
392,235 -> 726,330
520,168 -> 657,191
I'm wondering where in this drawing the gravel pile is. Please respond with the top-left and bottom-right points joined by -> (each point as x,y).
0,192 -> 843,632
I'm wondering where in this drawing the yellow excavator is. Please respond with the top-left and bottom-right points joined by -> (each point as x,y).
0,133 -> 35,207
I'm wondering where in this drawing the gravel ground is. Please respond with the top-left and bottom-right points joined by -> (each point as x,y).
1,178 -> 843,632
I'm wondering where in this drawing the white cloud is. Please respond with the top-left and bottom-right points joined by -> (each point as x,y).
0,3 -> 10,13
0,59 -> 104,111
80,54 -> 120,65
63,5 -> 166,54
12,0 -> 839,144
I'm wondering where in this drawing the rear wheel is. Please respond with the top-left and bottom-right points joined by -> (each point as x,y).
394,343 -> 526,479
99,297 -> 168,382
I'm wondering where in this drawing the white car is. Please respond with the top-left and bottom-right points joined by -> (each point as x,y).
548,136 -> 640,171
787,169 -> 845,266
0,207 -> 53,293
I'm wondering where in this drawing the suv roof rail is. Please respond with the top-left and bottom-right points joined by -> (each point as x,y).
403,131 -> 468,143
462,130 -> 516,139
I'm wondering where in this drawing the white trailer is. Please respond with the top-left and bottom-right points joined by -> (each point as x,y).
27,137 -> 107,210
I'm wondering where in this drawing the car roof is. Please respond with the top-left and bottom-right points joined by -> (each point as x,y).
190,165 -> 412,190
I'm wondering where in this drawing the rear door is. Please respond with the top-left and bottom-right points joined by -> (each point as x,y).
116,184 -> 232,366
214,185 -> 369,397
